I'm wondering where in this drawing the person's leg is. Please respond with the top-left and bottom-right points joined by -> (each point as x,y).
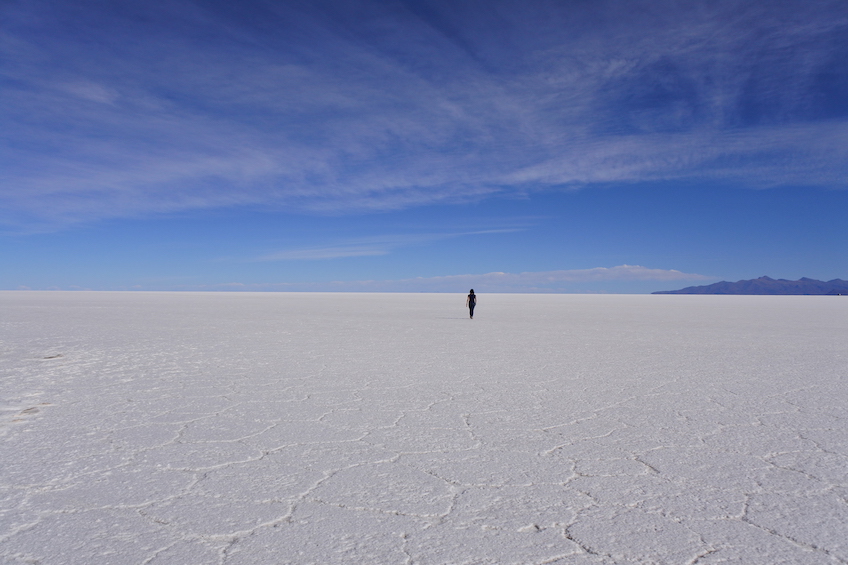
469,304 -> 475,318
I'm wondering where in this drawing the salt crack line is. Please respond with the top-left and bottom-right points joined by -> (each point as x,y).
739,495 -> 848,564
540,425 -> 627,456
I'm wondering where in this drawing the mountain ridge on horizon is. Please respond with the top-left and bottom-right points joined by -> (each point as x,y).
653,276 -> 848,295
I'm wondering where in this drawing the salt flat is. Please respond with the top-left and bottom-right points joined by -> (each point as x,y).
1,291 -> 846,565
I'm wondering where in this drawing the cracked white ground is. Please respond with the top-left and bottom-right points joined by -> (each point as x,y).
1,291 -> 846,564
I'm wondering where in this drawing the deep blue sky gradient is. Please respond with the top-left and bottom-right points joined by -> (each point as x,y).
2,0 -> 846,292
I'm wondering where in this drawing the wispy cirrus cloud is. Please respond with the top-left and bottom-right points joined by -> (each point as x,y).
335,265 -> 715,293
252,228 -> 523,261
155,265 -> 715,293
2,0 -> 847,231
256,246 -> 389,261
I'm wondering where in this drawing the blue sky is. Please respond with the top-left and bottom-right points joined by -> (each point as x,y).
2,0 -> 847,292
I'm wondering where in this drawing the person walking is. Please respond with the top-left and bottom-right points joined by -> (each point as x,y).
466,289 -> 476,319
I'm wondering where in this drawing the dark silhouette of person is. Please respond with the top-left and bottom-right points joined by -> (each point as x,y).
466,289 -> 476,319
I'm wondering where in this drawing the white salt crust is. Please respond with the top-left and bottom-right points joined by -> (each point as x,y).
1,291 -> 846,564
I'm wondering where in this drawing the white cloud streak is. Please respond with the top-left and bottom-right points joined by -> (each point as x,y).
2,0 -> 847,230
257,246 -> 389,261
164,265 -> 714,293
251,228 -> 524,261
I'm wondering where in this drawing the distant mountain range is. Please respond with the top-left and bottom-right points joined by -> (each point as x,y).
654,276 -> 848,295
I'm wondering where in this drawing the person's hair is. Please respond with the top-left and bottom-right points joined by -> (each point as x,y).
469,289 -> 474,293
